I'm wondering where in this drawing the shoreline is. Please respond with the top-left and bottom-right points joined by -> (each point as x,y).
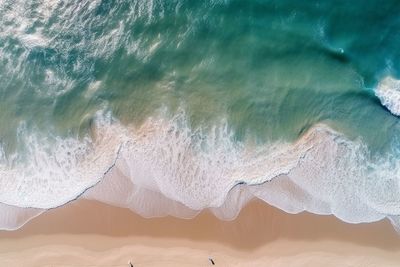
1,118 -> 397,231
1,199 -> 399,266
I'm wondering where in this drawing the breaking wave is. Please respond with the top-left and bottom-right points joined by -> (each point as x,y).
2,109 -> 400,231
376,76 -> 400,116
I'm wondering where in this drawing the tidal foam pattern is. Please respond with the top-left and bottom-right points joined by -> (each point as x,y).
1,111 -> 400,231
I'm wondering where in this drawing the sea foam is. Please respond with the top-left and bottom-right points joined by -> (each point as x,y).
1,110 -> 400,231
0,114 -> 121,209
376,76 -> 400,116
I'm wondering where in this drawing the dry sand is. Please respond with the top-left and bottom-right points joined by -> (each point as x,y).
0,199 -> 400,266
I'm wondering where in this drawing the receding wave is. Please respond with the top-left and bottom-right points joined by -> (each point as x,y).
2,108 -> 400,231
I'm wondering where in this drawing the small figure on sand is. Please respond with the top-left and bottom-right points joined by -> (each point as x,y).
209,257 -> 215,265
129,261 -> 134,267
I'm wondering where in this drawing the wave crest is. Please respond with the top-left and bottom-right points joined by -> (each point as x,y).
376,76 -> 400,116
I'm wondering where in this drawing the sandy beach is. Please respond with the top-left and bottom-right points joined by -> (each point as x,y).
0,199 -> 399,266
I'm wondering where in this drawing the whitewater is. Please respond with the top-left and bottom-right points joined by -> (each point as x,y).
2,101 -> 400,231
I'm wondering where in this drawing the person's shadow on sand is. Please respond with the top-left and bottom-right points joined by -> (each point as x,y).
209,257 -> 215,265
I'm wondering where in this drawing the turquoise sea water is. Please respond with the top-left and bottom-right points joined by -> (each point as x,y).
1,0 -> 400,230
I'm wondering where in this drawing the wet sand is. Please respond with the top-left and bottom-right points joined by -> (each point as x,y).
0,199 -> 399,266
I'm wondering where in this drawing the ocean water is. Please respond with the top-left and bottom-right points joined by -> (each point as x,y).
1,0 -> 400,230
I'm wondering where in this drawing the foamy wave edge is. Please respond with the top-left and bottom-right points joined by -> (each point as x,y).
376,76 -> 400,116
2,110 -> 400,231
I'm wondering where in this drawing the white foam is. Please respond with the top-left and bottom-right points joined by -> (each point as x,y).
81,112 -> 400,230
92,113 -> 325,211
2,111 -> 400,231
95,113 -> 400,229
0,112 -> 121,209
376,76 -> 400,116
18,32 -> 49,48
